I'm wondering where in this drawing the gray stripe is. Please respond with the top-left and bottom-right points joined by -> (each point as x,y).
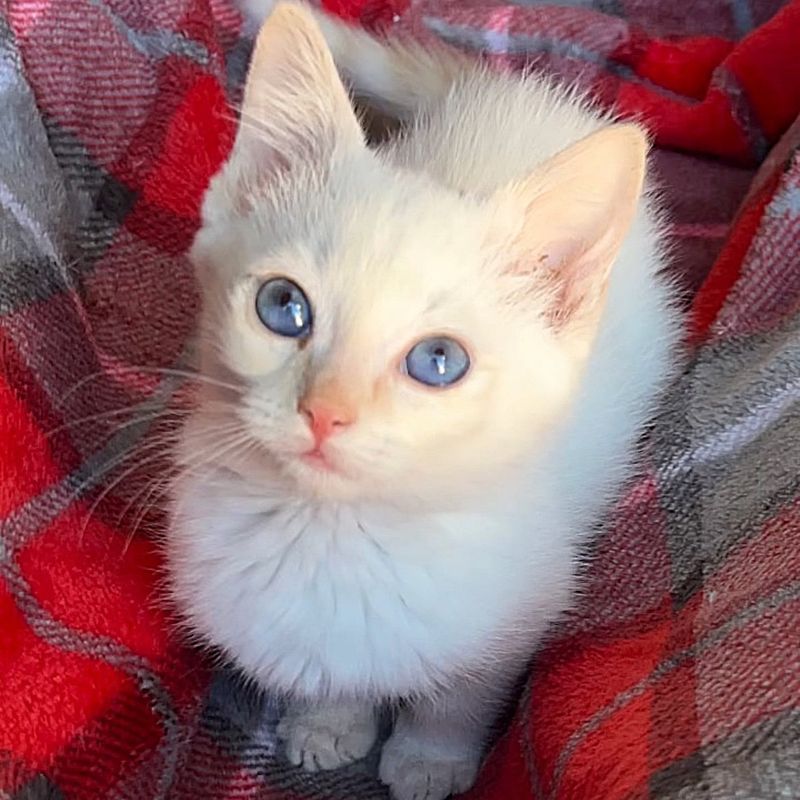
654,361 -> 707,609
519,678 -> 547,799
0,179 -> 60,263
657,375 -> 800,481
87,0 -> 210,66
12,773 -> 64,800
1,564 -> 180,800
712,67 -> 769,163
225,35 -> 253,106
198,671 -> 389,799
0,18 -> 76,305
546,579 -> 800,799
423,16 -> 689,103
650,710 -> 800,798
1,21 -> 126,315
511,0 -> 624,14
1,375 -> 180,552
728,0 -> 755,38
668,318 -> 800,583
0,378 -> 183,800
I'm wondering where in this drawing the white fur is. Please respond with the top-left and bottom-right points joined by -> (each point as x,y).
167,5 -> 683,798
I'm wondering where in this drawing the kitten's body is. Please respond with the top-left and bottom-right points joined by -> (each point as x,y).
168,5 -> 682,798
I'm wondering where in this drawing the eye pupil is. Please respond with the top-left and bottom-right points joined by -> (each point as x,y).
405,336 -> 469,388
255,277 -> 312,338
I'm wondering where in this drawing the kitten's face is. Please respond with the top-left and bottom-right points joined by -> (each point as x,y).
191,161 -> 576,503
185,3 -> 645,505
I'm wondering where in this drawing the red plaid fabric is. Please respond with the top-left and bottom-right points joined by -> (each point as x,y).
1,0 -> 798,798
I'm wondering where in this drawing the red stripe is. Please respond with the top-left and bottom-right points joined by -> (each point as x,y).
725,0 -> 800,142
688,168 -> 782,343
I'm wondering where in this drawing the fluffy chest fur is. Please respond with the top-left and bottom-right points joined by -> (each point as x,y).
169,476 -> 575,698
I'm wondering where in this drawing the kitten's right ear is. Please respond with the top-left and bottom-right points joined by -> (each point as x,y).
492,124 -> 648,333
203,2 -> 364,223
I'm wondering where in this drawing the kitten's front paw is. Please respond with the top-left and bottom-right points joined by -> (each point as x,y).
278,702 -> 378,772
379,726 -> 481,800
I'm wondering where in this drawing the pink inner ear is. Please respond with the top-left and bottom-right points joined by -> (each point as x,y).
548,269 -> 599,327
207,2 -> 364,220
497,125 -> 648,329
540,231 -> 619,327
507,231 -> 597,327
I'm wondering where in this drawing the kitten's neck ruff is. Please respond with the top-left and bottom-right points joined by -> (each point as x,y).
169,457 -> 574,699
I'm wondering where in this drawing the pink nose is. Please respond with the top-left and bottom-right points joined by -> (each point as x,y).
299,400 -> 354,447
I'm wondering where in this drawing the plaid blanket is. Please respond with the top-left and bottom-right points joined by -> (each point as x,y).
1,0 -> 799,797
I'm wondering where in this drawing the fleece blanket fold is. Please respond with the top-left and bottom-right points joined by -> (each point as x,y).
1,0 -> 799,797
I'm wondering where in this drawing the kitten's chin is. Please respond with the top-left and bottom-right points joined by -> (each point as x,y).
280,452 -> 363,501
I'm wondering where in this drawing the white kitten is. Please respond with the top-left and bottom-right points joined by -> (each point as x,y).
166,5 -> 682,799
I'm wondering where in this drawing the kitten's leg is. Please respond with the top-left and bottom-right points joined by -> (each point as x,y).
278,699 -> 378,771
380,674 -> 516,800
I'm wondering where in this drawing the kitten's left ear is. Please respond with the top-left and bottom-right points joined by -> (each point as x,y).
204,2 -> 364,223
494,124 -> 648,330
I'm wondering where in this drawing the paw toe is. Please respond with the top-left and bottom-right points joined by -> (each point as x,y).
278,705 -> 377,772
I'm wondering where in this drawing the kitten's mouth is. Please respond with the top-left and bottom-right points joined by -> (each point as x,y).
300,448 -> 339,473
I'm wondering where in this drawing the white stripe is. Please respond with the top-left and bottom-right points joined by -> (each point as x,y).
0,179 -> 60,263
659,374 -> 800,481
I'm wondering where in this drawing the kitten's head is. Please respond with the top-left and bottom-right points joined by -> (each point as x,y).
188,3 -> 648,504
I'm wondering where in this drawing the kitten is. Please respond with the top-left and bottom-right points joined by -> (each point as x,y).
166,4 -> 682,799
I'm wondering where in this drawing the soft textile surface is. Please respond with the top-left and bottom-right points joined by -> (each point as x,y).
1,0 -> 799,797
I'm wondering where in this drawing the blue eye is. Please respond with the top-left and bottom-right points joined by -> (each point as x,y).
405,336 -> 470,387
255,278 -> 312,338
